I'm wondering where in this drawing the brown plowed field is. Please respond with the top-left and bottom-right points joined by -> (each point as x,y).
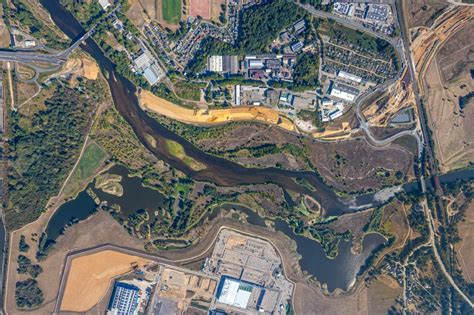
190,0 -> 210,19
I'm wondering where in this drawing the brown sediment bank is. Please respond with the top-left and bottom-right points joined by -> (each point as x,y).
138,90 -> 296,131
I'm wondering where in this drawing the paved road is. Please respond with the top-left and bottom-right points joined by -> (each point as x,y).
0,5 -> 120,66
297,3 -> 402,49
395,1 -> 473,308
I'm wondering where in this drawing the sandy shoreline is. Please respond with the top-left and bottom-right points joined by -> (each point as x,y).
138,90 -> 296,131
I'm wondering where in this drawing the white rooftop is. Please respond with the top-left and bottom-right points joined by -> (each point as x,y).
98,0 -> 111,10
217,278 -> 252,309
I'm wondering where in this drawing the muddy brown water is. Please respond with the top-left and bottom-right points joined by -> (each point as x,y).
39,0 -> 362,217
37,0 -> 474,296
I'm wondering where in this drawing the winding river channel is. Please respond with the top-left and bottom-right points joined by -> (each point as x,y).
14,0 -> 473,295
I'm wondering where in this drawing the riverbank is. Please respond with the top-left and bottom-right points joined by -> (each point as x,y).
138,90 -> 296,132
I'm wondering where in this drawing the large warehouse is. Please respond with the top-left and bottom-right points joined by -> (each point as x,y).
329,82 -> 360,102
216,277 -> 254,309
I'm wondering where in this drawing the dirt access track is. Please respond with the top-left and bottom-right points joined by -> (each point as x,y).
416,8 -> 474,172
138,90 -> 296,132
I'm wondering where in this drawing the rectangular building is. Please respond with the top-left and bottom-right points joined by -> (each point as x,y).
208,55 -> 223,73
234,84 -> 241,106
329,83 -> 359,102
208,55 -> 239,74
216,277 -> 254,310
107,282 -> 140,315
337,70 -> 362,83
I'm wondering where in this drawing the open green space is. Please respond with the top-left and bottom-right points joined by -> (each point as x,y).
165,139 -> 206,171
162,0 -> 181,25
71,142 -> 108,183
63,142 -> 108,197
173,80 -> 207,101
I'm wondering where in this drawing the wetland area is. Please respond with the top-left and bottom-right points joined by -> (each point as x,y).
29,0 -> 474,299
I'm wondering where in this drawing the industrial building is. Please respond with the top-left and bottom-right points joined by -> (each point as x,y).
216,277 -> 255,309
133,51 -> 165,86
365,4 -> 390,22
337,70 -> 362,83
293,19 -> 306,35
207,55 -> 239,74
107,282 -> 141,315
319,99 -> 345,122
329,82 -> 359,102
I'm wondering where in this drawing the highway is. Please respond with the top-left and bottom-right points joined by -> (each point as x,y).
0,4 -> 120,67
395,1 -> 473,309
0,28 -> 95,66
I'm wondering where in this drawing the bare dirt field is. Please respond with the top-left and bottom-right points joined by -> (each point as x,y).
367,277 -> 400,314
210,0 -> 225,22
60,250 -> 151,312
126,0 -> 181,31
294,281 -> 369,314
456,200 -> 474,283
4,211 -> 144,314
423,20 -> 474,172
61,58 -> 100,81
406,0 -> 449,29
190,0 -> 210,19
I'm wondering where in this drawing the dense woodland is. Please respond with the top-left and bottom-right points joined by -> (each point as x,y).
15,279 -> 44,309
7,80 -> 100,229
237,0 -> 306,53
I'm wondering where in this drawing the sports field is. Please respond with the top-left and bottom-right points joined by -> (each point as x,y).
162,0 -> 181,24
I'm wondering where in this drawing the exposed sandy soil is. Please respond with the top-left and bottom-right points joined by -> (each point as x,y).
139,90 -> 296,131
60,58 -> 100,81
456,201 -> 474,283
60,250 -> 151,312
190,0 -> 210,19
423,20 -> 474,172
4,211 -> 144,314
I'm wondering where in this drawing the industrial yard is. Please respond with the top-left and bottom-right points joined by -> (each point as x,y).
54,229 -> 293,314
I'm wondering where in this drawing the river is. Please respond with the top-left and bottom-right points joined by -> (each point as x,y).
39,0 -> 379,217
29,0 -> 474,298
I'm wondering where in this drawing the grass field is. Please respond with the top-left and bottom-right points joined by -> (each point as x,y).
162,0 -> 181,25
62,142 -> 108,197
165,139 -> 206,171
